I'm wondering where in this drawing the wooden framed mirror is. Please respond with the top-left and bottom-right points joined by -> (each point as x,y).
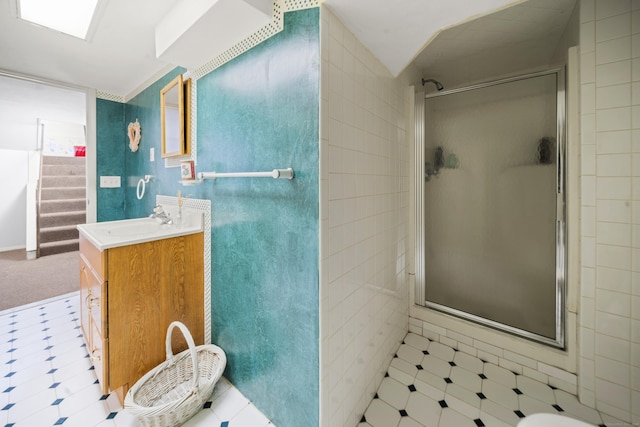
161,75 -> 191,158
183,77 -> 192,156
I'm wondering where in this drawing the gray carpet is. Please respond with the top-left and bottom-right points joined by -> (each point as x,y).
0,249 -> 79,311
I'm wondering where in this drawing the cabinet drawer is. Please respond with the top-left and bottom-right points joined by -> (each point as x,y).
79,234 -> 106,280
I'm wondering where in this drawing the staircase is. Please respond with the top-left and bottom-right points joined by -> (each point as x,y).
38,156 -> 86,257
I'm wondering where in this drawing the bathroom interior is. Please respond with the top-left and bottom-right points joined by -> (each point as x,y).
0,0 -> 638,426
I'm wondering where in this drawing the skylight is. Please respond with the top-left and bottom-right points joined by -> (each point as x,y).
18,0 -> 99,39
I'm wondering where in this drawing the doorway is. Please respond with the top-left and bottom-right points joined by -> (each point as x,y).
0,72 -> 96,311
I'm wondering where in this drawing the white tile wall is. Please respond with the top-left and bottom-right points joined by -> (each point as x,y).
319,5 -> 415,427
597,129 -> 632,153
580,1 -> 639,423
595,60 -> 631,86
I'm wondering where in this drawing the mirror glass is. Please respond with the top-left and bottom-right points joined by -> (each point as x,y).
161,75 -> 184,158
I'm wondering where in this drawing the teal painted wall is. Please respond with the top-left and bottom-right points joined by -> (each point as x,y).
124,68 -> 185,219
96,70 -> 185,221
95,9 -> 319,427
199,9 -> 319,426
95,99 -> 125,222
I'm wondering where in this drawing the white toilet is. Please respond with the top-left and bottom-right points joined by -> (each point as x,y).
517,413 -> 595,427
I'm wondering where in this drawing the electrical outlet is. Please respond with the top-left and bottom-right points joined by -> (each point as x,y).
100,176 -> 121,188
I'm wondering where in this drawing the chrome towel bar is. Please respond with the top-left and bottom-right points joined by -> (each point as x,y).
180,168 -> 294,186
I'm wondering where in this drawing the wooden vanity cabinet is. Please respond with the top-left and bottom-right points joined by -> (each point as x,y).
79,232 -> 204,402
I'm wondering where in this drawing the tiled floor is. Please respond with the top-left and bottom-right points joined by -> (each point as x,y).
360,333 -> 625,427
0,292 -> 274,427
3,295 -> 628,427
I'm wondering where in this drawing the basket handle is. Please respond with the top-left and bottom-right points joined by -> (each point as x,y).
165,321 -> 199,390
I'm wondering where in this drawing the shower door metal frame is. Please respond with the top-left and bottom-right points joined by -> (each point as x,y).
414,68 -> 567,348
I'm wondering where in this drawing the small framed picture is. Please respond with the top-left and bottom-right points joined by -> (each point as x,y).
180,160 -> 195,180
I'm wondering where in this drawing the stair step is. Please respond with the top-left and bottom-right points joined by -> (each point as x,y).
39,238 -> 79,257
40,198 -> 86,214
42,156 -> 85,166
39,211 -> 86,228
38,156 -> 86,258
41,175 -> 85,188
39,225 -> 79,243
41,187 -> 86,200
42,163 -> 85,176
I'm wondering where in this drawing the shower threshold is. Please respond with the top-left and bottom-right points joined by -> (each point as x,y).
425,300 -> 564,348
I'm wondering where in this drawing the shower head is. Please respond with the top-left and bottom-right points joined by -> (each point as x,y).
422,78 -> 444,91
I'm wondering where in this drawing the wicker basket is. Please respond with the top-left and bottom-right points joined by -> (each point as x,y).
124,321 -> 226,427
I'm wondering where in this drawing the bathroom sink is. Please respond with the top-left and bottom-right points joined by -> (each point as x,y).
77,216 -> 203,251
102,219 -> 165,236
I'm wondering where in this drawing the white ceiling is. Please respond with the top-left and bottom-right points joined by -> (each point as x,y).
0,0 -> 577,97
413,0 -> 578,89
0,0 -> 178,96
322,0 -> 522,77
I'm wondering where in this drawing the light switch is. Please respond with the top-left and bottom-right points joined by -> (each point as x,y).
100,176 -> 121,188
150,147 -> 155,162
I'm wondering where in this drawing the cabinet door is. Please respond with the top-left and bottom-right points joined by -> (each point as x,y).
89,318 -> 108,395
107,233 -> 204,390
79,257 -> 108,394
88,271 -> 106,339
80,256 -> 106,334
79,237 -> 109,394
79,257 -> 91,340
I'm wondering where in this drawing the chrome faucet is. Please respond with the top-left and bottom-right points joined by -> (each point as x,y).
149,205 -> 173,225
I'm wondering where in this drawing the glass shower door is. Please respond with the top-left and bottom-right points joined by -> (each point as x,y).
422,71 -> 564,345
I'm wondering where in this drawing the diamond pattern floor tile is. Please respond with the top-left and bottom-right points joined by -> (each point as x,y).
362,333 -> 621,427
454,352 -> 484,374
451,366 -> 482,391
389,357 -> 420,385
0,293 -> 274,427
428,342 -> 455,362
421,354 -> 452,378
3,298 -> 628,427
364,398 -> 402,427
398,344 -> 427,365
404,334 -> 430,352
484,363 -> 517,388
516,375 -> 556,405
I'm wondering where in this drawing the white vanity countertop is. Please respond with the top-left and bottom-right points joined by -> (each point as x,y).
77,216 -> 203,251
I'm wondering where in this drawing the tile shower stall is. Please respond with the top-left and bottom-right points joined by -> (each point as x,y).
416,70 -> 565,347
